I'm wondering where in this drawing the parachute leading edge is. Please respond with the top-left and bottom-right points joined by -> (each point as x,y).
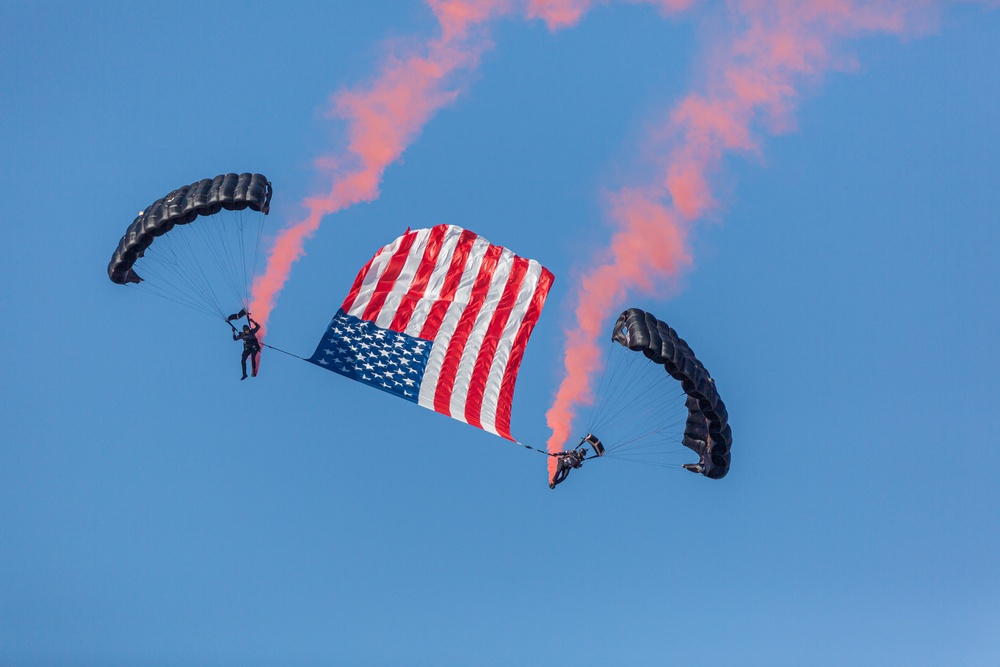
108,173 -> 272,285
309,224 -> 554,441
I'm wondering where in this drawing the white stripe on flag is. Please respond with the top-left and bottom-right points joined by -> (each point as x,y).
417,235 -> 491,410
345,235 -> 404,318
477,260 -> 544,435
404,226 -> 463,337
373,228 -> 432,329
447,247 -> 516,423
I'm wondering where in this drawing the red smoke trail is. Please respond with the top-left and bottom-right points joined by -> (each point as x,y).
544,0 -> 934,474
250,0 -> 517,335
527,0 -> 595,27
527,0 -> 698,28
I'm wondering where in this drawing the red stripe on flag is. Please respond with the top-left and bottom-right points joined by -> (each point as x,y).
361,230 -> 417,322
388,225 -> 448,333
419,229 -> 479,340
493,267 -> 554,440
463,257 -> 530,429
433,243 -> 504,415
340,254 -> 378,313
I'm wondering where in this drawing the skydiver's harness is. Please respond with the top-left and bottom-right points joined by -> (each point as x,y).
548,434 -> 605,489
228,311 -> 261,352
240,333 -> 261,353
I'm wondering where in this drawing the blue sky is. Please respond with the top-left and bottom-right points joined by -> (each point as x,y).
2,2 -> 998,665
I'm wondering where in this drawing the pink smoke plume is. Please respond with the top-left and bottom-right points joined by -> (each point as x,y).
527,0 -> 700,30
250,1 -> 518,335
544,0 -> 937,467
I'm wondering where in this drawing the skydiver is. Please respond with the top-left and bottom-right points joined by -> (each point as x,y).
548,447 -> 587,489
231,315 -> 261,380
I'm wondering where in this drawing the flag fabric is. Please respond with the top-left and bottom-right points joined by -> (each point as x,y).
309,224 -> 554,441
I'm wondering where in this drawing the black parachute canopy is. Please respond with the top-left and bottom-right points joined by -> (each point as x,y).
611,308 -> 732,479
108,173 -> 272,285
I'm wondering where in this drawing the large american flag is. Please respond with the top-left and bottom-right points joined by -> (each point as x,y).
309,224 -> 554,441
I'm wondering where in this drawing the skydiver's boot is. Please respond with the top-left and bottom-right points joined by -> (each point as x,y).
241,373 -> 248,381
549,483 -> 555,489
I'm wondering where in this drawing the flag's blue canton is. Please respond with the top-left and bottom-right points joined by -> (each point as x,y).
308,309 -> 430,403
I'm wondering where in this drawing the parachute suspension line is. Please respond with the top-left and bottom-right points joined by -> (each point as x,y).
588,352 -> 651,433
585,343 -> 616,435
232,210 -> 254,310
190,211 -> 245,310
129,282 -> 225,321
234,207 -> 265,310
191,215 -> 229,305
163,223 -> 229,316
601,375 -> 685,447
188,217 -> 225,308
595,354 -> 680,435
583,345 -> 621,438
248,207 -> 266,305
224,210 -> 247,307
178,225 -> 229,317
225,211 -> 248,307
595,350 -> 655,430
171,236 -> 225,316
602,387 -> 686,451
600,456 -> 684,470
603,422 -> 687,455
230,209 -> 251,309
139,231 -> 226,319
238,208 -> 265,311
155,207 -> 267,316
133,278 -> 220,319
244,208 -> 266,311
228,208 -> 266,311
237,210 -> 249,308
580,339 -> 692,468
590,352 -> 640,431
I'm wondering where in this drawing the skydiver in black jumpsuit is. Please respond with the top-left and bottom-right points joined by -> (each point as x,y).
232,317 -> 261,380
548,448 -> 586,489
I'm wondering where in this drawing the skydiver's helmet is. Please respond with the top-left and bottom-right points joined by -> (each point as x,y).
243,325 -> 250,332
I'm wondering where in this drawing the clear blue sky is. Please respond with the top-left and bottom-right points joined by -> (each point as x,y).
2,2 -> 998,665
